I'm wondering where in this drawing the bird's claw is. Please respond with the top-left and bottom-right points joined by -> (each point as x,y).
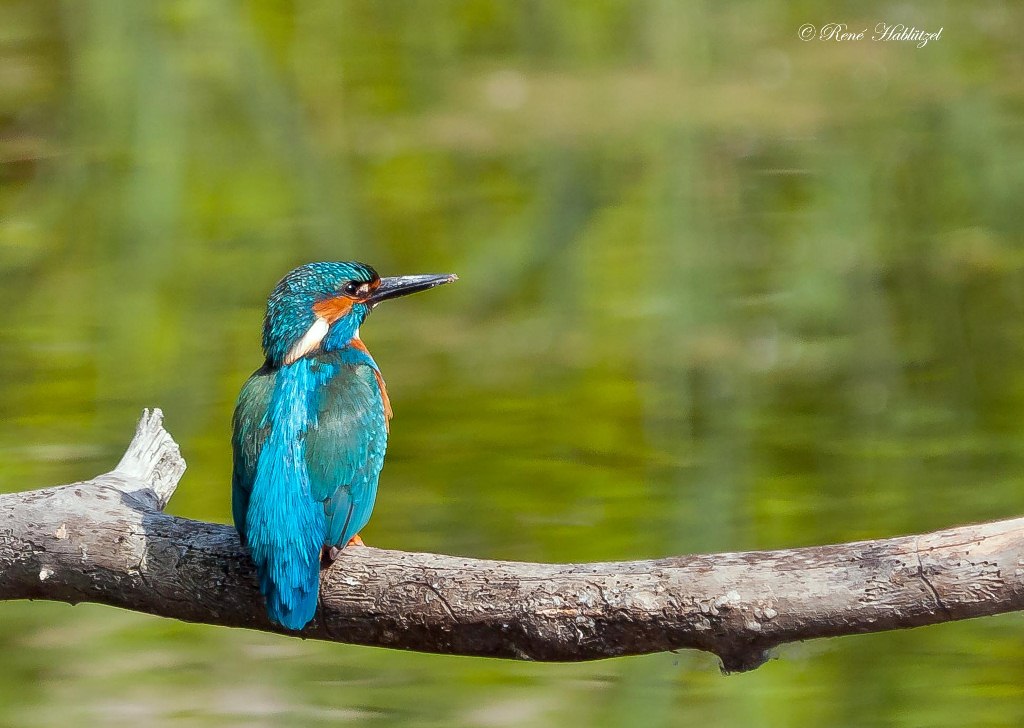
320,535 -> 364,568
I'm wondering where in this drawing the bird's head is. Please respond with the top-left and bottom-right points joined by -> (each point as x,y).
262,261 -> 457,367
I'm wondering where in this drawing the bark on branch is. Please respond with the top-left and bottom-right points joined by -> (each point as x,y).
1,409 -> 1023,673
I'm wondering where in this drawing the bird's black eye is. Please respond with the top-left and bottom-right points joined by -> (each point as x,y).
342,281 -> 360,296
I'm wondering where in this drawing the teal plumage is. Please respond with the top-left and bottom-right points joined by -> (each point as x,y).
232,262 -> 456,630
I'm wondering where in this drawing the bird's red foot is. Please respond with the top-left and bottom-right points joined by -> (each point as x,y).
347,534 -> 364,547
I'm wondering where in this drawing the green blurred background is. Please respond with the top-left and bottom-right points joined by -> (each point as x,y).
3,1 -> 1024,726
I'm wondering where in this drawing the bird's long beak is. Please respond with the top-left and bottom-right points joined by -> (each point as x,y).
367,273 -> 458,305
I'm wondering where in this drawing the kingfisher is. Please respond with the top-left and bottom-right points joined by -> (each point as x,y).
232,261 -> 457,631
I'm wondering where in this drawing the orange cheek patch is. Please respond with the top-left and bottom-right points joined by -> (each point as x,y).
312,296 -> 354,323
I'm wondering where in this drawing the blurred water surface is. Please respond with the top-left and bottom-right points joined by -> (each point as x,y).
3,2 -> 1024,726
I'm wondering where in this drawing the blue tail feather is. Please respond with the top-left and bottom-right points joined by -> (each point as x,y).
246,359 -> 328,631
247,468 -> 325,629
263,564 -> 320,631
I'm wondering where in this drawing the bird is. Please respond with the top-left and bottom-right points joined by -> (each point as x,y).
231,261 -> 457,630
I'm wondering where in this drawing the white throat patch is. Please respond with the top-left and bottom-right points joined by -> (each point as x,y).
284,317 -> 329,365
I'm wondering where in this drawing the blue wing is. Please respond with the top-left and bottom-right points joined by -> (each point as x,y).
231,364 -> 276,545
305,350 -> 389,548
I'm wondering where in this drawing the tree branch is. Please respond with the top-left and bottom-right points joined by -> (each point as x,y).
2,410 -> 1023,673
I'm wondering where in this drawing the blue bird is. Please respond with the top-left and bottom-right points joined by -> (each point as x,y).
232,261 -> 457,630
